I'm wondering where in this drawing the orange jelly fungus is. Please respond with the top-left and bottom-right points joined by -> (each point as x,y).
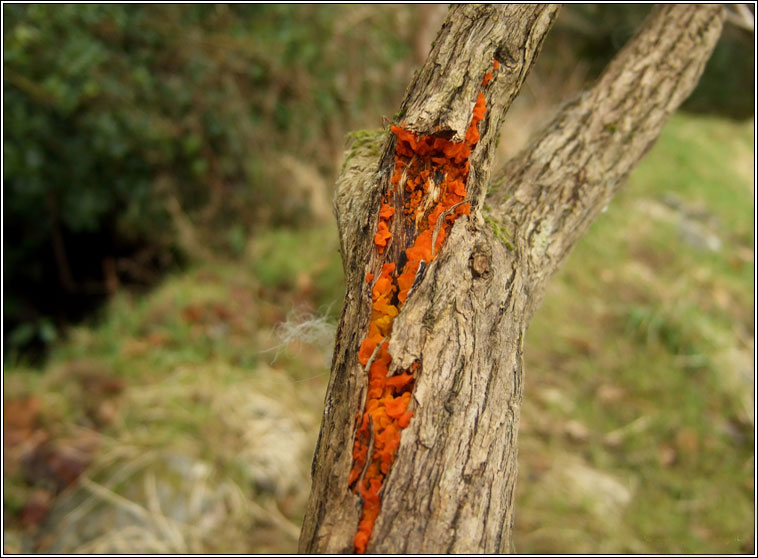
350,62 -> 496,554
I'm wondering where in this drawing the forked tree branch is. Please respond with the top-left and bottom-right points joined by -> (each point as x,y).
485,5 -> 725,314
302,5 -> 558,553
300,4 -> 724,554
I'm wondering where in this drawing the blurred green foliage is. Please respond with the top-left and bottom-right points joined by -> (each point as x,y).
3,4 -> 414,355
3,4 -> 753,358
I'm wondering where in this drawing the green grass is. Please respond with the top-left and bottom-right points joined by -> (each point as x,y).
2,226 -> 342,553
517,113 -> 754,554
3,114 -> 753,554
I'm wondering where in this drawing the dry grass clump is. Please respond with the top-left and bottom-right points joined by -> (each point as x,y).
34,362 -> 320,554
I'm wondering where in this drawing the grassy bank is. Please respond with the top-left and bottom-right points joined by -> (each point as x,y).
3,114 -> 753,553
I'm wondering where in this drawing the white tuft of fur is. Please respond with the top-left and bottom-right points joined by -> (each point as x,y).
268,307 -> 336,365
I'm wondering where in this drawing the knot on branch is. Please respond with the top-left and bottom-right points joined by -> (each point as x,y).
470,250 -> 491,278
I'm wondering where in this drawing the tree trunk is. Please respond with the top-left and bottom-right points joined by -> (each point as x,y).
299,4 -> 724,554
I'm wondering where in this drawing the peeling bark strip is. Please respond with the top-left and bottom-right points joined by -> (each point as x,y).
299,4 -> 722,554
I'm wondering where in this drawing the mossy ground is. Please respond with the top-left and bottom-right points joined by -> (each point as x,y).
3,115 -> 753,553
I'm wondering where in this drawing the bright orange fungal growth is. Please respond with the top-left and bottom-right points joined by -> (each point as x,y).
373,221 -> 392,253
352,71 -> 492,553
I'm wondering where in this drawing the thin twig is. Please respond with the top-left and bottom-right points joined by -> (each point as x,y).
402,259 -> 427,307
431,199 -> 469,257
356,415 -> 376,495
364,337 -> 385,374
145,471 -> 187,553
79,476 -> 152,522
358,338 -> 384,430
725,4 -> 754,31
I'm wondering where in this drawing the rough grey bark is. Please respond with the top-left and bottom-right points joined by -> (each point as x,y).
486,4 -> 726,319
299,4 -> 724,554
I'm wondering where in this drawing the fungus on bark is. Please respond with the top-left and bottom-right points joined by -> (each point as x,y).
349,61 -> 499,554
